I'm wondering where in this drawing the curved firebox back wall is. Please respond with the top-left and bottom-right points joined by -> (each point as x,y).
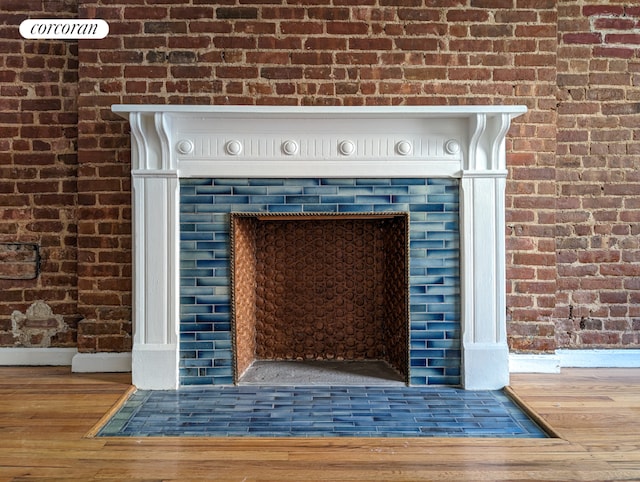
231,213 -> 410,383
179,178 -> 460,386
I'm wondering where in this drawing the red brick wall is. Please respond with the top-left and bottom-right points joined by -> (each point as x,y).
75,0 -> 557,353
2,0 -> 638,355
555,1 -> 640,348
0,1 -> 79,347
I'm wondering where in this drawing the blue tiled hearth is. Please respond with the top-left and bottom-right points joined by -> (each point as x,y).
180,178 -> 460,386
98,386 -> 548,438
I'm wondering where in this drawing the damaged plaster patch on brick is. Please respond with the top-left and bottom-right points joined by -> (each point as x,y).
11,301 -> 69,347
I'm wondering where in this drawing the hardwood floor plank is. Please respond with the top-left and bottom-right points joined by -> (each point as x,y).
1,367 -> 639,481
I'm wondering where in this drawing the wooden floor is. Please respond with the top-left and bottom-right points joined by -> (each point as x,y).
0,367 -> 639,481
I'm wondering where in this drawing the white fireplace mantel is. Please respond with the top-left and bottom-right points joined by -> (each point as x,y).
111,105 -> 527,390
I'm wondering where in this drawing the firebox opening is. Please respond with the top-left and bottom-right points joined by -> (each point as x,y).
231,212 -> 410,385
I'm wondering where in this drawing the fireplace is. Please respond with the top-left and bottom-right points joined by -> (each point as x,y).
113,104 -> 526,390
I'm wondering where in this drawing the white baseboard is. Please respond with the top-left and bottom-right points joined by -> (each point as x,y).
509,353 -> 561,373
0,347 -> 78,366
557,349 -> 640,368
71,352 -> 132,373
1,348 -> 635,377
510,349 -> 640,373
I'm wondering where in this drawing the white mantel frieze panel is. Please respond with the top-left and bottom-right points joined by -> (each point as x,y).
113,105 -> 527,390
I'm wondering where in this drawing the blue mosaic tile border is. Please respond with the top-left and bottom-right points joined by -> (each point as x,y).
180,178 -> 460,386
97,386 -> 548,438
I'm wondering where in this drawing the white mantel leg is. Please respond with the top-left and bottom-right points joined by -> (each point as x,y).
131,174 -> 180,389
459,175 -> 509,389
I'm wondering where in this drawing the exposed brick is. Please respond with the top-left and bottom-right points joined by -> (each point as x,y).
144,22 -> 187,34
260,67 -> 303,80
307,7 -> 350,20
170,66 -> 212,78
594,46 -> 635,59
446,9 -> 490,22
470,24 -> 513,38
470,0 -> 514,8
394,38 -> 440,51
349,38 -> 393,50
2,0 -> 635,356
0,243 -> 39,280
583,5 -> 624,17
326,22 -> 368,35
594,18 -> 636,31
124,6 -> 167,19
605,34 -> 640,45
398,8 -> 440,21
305,37 -> 348,51
216,66 -> 259,79
0,0 -> 78,347
124,66 -> 167,78
563,32 -> 602,44
216,7 -> 258,19
170,6 -> 214,19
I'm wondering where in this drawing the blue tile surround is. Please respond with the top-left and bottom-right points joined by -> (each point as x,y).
98,386 -> 548,438
180,178 -> 460,386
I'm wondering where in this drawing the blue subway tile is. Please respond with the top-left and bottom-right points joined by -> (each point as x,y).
286,195 -> 320,204
182,251 -> 214,260
335,186 -> 374,195
428,339 -> 459,349
320,195 -> 355,204
180,178 -> 460,386
233,186 -> 268,195
393,195 -> 428,203
321,178 -> 356,186
391,178 -> 426,185
181,341 -> 213,351
181,305 -> 213,315
196,277 -> 229,287
304,204 -> 338,212
213,195 -> 250,204
355,195 -> 391,204
180,376 -> 216,386
410,203 -> 445,212
268,204 -> 304,213
411,294 -> 446,304
213,179 -> 250,186
181,195 -> 213,205
195,186 -> 233,195
304,186 -> 337,194
183,359 -> 213,368
181,232 -> 214,241
181,322 -> 213,333
356,178 -> 391,185
337,204 -> 374,213
214,340 -> 232,350
180,259 -> 196,270
251,195 -> 286,204
182,179 -> 214,186
412,330 -> 445,340
374,186 -> 409,195
195,260 -> 228,269
195,313 -> 229,323
374,204 -> 406,212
